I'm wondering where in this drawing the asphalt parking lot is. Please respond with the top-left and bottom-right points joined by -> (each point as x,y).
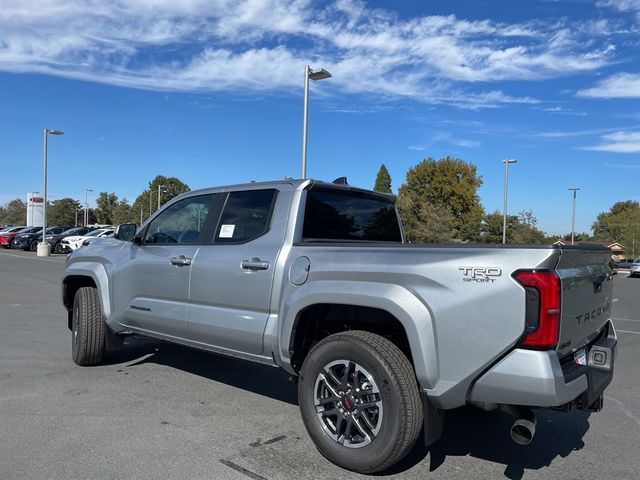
1,248 -> 639,480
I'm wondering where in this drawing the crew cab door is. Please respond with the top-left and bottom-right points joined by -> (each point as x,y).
112,193 -> 220,339
186,187 -> 290,354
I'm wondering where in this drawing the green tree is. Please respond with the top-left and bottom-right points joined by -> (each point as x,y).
373,164 -> 392,193
48,198 -> 82,227
482,210 -> 546,244
592,200 -> 640,257
397,156 -> 484,242
0,199 -> 27,225
94,192 -> 119,224
131,175 -> 190,223
112,199 -> 133,226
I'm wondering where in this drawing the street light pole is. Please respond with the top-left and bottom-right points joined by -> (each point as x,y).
38,128 -> 64,257
569,187 -> 580,245
157,184 -> 166,211
84,188 -> 93,226
502,158 -> 517,244
301,65 -> 331,179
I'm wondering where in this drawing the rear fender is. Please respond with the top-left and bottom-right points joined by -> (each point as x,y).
278,280 -> 438,390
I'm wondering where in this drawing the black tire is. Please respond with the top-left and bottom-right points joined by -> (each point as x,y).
71,287 -> 106,366
54,242 -> 64,254
298,331 -> 422,473
29,240 -> 38,251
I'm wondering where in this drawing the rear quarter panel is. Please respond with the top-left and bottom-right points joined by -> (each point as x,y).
278,244 -> 559,409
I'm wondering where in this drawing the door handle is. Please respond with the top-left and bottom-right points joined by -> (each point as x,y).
241,258 -> 269,271
170,255 -> 192,267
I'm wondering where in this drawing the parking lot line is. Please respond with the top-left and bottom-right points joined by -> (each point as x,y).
612,317 -> 640,324
616,330 -> 640,335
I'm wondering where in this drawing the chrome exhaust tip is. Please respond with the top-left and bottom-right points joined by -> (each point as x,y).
510,417 -> 536,445
498,405 -> 537,446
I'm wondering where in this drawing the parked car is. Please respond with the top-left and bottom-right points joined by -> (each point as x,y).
60,228 -> 113,252
616,259 -> 633,269
630,258 -> 640,277
42,227 -> 97,254
0,225 -> 16,232
13,226 -> 71,251
62,178 -> 617,473
0,226 -> 34,248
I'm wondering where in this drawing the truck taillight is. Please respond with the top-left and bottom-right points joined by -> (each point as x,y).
514,270 -> 561,349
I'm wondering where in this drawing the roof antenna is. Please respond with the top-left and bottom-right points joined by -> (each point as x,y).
332,176 -> 348,185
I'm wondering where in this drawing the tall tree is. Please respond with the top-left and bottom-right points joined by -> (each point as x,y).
48,198 -> 82,227
131,175 -> 190,223
112,199 -> 133,226
0,199 -> 27,225
373,164 -> 392,193
592,200 -> 640,257
397,156 -> 484,243
94,192 -> 119,224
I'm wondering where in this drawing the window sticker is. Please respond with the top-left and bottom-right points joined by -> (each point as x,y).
219,224 -> 235,238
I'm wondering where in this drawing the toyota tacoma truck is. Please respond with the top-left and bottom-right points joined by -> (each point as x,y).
62,178 -> 616,473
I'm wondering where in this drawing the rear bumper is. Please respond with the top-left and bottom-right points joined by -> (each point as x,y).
469,328 -> 617,408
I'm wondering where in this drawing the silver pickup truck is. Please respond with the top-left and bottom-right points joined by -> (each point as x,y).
62,178 -> 616,473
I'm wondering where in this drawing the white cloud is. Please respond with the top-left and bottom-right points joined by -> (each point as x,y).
598,0 -> 640,18
583,130 -> 640,152
0,0 -> 621,108
577,72 -> 640,98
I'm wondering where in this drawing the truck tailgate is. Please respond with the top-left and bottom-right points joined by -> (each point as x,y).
555,246 -> 614,358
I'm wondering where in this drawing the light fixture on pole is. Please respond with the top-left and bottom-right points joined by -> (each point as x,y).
38,128 -> 64,257
301,65 -> 331,179
569,187 -> 580,245
502,158 -> 517,244
85,188 -> 93,226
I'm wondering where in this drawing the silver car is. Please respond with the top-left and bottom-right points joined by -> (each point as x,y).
630,258 -> 640,277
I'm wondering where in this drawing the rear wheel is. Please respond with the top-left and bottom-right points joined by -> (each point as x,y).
54,243 -> 64,254
71,287 -> 106,366
29,240 -> 38,251
298,331 -> 422,474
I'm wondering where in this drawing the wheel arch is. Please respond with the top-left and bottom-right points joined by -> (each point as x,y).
62,264 -> 111,330
279,280 -> 438,390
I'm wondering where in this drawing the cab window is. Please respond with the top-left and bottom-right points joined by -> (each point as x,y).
144,194 -> 215,244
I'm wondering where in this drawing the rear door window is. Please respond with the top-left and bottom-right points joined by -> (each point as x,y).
214,189 -> 277,244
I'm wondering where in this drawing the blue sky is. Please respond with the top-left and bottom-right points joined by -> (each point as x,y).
1,0 -> 639,235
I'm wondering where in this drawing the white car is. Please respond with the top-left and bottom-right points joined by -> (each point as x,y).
630,258 -> 640,277
63,228 -> 114,251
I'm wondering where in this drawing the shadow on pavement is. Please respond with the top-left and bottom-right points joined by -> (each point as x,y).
103,337 -> 299,406
386,406 -> 590,479
102,339 -> 591,479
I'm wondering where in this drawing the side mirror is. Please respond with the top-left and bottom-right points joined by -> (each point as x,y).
114,223 -> 138,242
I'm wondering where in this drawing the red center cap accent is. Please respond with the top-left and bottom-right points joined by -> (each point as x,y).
341,396 -> 354,411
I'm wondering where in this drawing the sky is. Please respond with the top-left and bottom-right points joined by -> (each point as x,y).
0,0 -> 639,236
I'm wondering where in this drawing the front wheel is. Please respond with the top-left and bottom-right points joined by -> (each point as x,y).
71,287 -> 106,366
29,240 -> 38,251
298,331 -> 422,473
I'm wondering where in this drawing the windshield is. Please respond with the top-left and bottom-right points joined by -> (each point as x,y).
85,229 -> 105,237
62,227 -> 83,235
